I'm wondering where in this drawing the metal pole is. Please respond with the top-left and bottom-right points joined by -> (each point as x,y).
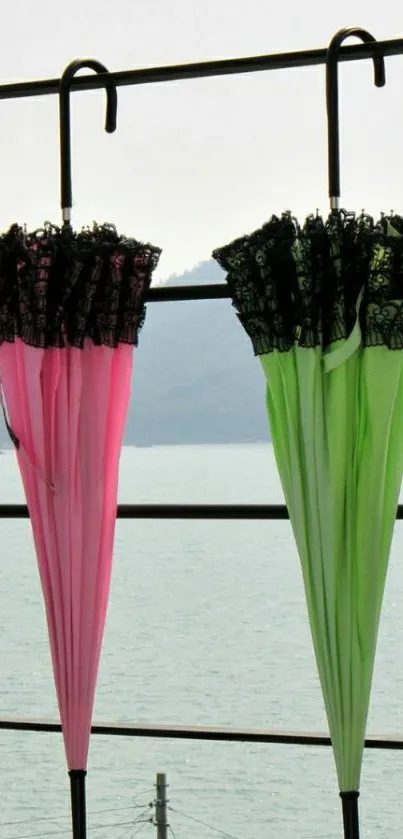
1,501 -> 403,519
0,37 -> 402,101
155,773 -> 168,839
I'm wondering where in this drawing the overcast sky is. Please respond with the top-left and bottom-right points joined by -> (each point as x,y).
1,0 -> 402,280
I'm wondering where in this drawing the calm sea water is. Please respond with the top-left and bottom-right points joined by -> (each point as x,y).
0,444 -> 403,839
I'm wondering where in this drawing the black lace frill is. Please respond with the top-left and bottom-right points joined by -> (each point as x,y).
212,211 -> 403,355
0,223 -> 161,349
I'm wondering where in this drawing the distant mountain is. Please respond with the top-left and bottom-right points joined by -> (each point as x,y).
0,261 -> 270,448
127,261 -> 269,445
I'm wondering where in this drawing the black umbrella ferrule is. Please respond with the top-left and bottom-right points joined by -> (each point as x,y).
69,769 -> 87,839
340,789 -> 360,839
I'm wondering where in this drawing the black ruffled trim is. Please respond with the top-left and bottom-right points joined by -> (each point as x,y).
0,223 -> 161,349
212,211 -> 403,354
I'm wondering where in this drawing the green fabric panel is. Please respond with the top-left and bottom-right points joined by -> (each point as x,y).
260,343 -> 403,791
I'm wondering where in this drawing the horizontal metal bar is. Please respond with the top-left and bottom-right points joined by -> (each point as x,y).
0,503 -> 402,520
0,503 -> 288,519
0,716 -> 402,751
147,284 -> 229,302
115,504 -> 291,519
0,37 -> 402,102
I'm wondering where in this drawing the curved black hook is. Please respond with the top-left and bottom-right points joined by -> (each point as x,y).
59,59 -> 118,225
326,28 -> 385,210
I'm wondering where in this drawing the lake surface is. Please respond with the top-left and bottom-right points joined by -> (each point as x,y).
0,444 -> 403,839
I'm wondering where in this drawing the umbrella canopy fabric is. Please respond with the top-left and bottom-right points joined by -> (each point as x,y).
213,211 -> 403,797
0,222 -> 161,771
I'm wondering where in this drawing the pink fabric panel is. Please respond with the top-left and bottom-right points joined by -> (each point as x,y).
0,338 -> 133,769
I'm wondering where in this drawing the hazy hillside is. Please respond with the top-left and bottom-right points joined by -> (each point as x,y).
0,261 -> 270,447
127,260 -> 269,445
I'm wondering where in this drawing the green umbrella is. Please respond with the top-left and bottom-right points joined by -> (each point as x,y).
213,28 -> 403,839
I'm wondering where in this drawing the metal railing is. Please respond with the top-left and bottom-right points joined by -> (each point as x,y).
0,502 -> 402,519
0,717 -> 402,752
1,498 -> 402,748
0,37 -> 403,101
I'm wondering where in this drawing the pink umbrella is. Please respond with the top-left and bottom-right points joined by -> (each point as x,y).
0,60 -> 161,839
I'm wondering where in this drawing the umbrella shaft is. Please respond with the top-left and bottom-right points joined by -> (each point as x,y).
340,791 -> 360,839
69,770 -> 87,839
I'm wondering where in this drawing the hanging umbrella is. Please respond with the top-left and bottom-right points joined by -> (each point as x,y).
213,27 -> 403,839
0,60 -> 161,839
